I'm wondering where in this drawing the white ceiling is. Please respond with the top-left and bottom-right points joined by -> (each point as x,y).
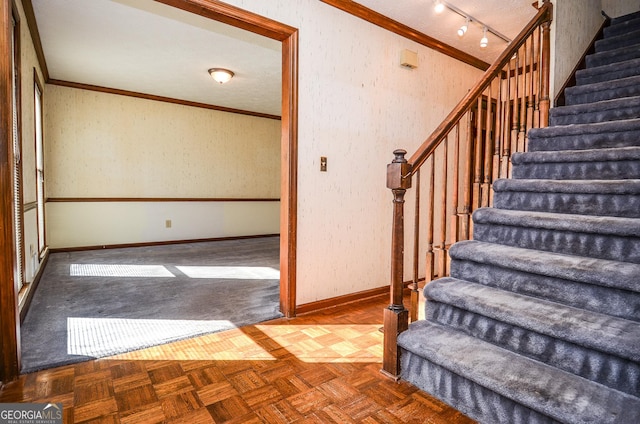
32,0 -> 283,116
357,0 -> 539,64
32,0 -> 538,117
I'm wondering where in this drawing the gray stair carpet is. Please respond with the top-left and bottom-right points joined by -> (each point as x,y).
576,57 -> 640,85
525,119 -> 640,152
565,75 -> 640,104
492,178 -> 640,217
398,10 -> 640,424
596,28 -> 640,52
549,95 -> 640,126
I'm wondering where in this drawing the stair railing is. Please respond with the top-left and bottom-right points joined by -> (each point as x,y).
382,1 -> 553,379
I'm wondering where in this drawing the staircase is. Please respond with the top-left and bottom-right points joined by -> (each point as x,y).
397,10 -> 640,424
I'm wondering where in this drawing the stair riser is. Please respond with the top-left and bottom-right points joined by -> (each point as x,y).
576,65 -> 640,85
400,315 -> 640,423
549,105 -> 640,126
400,351 -> 557,424
493,191 -> 640,218
566,82 -> 640,105
450,259 -> 640,322
451,239 -> 640,293
610,11 -> 640,25
527,130 -> 640,151
512,161 -> 640,180
586,46 -> 640,68
473,222 -> 640,264
603,18 -> 640,37
426,302 -> 640,396
575,56 -> 640,86
595,32 -> 640,53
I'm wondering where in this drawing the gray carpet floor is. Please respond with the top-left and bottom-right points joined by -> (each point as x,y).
20,236 -> 282,373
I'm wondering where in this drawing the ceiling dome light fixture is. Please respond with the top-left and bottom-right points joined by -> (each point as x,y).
480,27 -> 489,48
457,17 -> 470,37
208,68 -> 234,84
434,1 -> 445,14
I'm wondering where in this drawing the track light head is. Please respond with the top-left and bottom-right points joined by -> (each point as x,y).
480,27 -> 488,48
457,18 -> 469,37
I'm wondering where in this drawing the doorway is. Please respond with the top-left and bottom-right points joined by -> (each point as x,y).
0,0 -> 298,383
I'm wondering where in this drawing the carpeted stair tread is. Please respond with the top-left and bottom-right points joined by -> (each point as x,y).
527,118 -> 640,151
449,242 -> 640,322
528,116 -> 640,138
424,278 -> 640,362
472,208 -> 640,263
511,147 -> 640,180
576,57 -> 640,85
426,297 -> 640,397
596,27 -> 640,53
492,178 -> 640,217
493,178 -> 640,194
585,42 -> 640,69
549,95 -> 640,125
567,73 -> 640,99
400,351 -> 559,424
604,16 -> 640,37
565,74 -> 640,105
473,207 -> 640,238
399,321 -> 640,424
449,240 -> 640,294
610,10 -> 640,25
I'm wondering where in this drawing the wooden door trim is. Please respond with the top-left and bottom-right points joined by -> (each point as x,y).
0,0 -> 298,383
0,0 -> 22,383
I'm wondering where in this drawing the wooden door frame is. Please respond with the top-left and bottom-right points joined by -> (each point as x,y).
0,0 -> 21,384
0,0 -> 298,383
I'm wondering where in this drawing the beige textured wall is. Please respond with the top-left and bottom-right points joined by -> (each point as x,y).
46,201 -> 279,248
601,0 -> 639,18
219,0 -> 483,305
45,85 -> 280,198
550,0 -> 605,100
44,85 -> 281,248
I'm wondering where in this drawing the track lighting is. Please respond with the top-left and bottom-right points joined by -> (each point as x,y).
457,17 -> 469,37
430,1 -> 510,49
480,27 -> 488,48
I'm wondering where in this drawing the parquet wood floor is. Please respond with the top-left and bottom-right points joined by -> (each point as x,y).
0,295 -> 475,423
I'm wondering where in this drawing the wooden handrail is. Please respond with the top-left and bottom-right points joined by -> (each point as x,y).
407,1 -> 552,175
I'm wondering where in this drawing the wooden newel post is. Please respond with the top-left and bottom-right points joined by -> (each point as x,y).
539,0 -> 553,127
382,149 -> 411,379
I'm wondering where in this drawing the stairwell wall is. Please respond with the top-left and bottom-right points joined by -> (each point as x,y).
43,84 -> 281,248
218,0 -> 483,306
601,0 -> 639,18
550,0 -> 605,101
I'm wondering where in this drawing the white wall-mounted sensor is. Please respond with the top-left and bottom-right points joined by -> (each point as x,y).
400,49 -> 418,69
